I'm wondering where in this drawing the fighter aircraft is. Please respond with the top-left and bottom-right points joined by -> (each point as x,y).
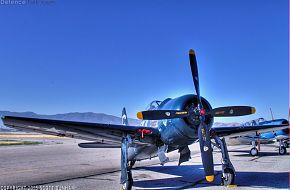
226,118 -> 289,156
2,49 -> 288,190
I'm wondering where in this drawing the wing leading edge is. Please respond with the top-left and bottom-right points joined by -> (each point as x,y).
213,120 -> 289,137
1,116 -> 160,144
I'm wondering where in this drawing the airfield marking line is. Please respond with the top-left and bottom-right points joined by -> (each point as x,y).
250,157 -> 261,161
0,169 -> 38,176
17,169 -> 122,187
0,135 -> 64,138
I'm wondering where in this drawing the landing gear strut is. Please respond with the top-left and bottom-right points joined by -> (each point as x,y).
250,141 -> 259,156
214,136 -> 236,186
120,135 -> 133,190
278,139 -> 287,155
282,140 -> 289,148
129,160 -> 136,169
121,171 -> 133,190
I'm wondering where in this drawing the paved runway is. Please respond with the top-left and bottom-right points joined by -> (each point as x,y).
0,134 -> 289,190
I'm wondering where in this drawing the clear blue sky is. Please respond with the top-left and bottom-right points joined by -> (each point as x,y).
0,0 -> 288,123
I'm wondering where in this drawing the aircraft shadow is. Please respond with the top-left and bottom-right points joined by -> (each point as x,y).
133,164 -> 212,190
133,165 -> 288,189
230,150 -> 283,157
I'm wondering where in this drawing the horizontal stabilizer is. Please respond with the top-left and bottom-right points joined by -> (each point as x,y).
78,142 -> 120,148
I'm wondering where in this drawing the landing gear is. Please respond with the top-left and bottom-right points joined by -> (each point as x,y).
278,139 -> 287,155
221,168 -> 235,186
213,136 -> 236,186
178,145 -> 191,166
279,146 -> 287,155
128,160 -> 136,169
250,147 -> 259,156
120,135 -> 133,190
282,140 -> 289,148
249,140 -> 259,156
158,145 -> 169,165
121,171 -> 133,190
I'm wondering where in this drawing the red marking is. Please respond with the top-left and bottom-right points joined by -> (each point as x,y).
137,129 -> 152,138
200,109 -> 206,115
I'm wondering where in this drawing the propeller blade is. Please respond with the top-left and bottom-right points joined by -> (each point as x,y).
198,122 -> 215,182
210,106 -> 256,117
189,49 -> 214,182
189,49 -> 203,108
137,110 -> 189,120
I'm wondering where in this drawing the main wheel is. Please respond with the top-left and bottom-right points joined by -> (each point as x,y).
222,168 -> 235,186
250,147 -> 258,156
121,171 -> 133,190
278,146 -> 287,155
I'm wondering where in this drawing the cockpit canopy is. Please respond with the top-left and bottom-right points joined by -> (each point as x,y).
243,118 -> 265,126
140,100 -> 162,128
145,100 -> 162,111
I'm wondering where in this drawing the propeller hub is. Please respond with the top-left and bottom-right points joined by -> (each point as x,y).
200,109 -> 206,116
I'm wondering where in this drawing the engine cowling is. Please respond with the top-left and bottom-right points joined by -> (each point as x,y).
158,94 -> 214,146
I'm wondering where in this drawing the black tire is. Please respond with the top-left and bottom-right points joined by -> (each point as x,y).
129,160 -> 136,169
279,146 -> 287,155
250,148 -> 258,156
222,168 -> 235,186
121,171 -> 133,190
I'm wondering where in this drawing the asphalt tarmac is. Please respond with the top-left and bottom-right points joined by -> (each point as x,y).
0,133 -> 289,190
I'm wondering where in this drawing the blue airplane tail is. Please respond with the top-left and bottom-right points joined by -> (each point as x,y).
122,107 -> 129,126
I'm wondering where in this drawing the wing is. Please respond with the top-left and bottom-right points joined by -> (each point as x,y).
1,116 -> 160,145
213,121 -> 289,137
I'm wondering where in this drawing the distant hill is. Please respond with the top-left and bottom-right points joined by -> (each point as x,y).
0,111 -> 141,131
213,122 -> 241,127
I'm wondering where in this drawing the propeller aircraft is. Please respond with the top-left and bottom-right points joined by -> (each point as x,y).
2,49 -> 288,190
225,118 -> 289,156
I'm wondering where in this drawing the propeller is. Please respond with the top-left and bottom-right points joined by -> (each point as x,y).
189,49 -> 214,182
137,110 -> 190,120
136,49 -> 256,183
137,106 -> 256,120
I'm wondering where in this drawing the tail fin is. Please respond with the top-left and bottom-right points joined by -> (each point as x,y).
122,107 -> 129,126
